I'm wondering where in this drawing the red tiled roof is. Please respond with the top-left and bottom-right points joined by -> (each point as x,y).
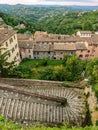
18,40 -> 34,49
17,34 -> 33,41
34,43 -> 54,52
75,42 -> 87,50
54,43 -> 76,51
0,29 -> 17,45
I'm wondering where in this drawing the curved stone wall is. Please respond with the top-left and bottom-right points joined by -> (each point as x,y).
0,78 -> 86,126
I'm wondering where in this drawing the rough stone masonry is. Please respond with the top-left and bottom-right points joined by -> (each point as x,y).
0,78 -> 86,126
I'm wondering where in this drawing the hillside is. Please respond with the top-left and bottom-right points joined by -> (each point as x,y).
0,4 -> 98,34
36,11 -> 98,34
0,4 -> 82,23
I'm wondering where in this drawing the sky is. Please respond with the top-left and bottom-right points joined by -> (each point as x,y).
0,0 -> 98,6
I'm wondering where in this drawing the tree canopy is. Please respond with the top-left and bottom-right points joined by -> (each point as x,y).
0,47 -> 16,77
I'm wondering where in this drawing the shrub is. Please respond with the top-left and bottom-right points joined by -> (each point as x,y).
39,67 -> 55,80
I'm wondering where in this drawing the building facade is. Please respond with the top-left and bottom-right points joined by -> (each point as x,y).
0,29 -> 20,65
17,31 -> 98,61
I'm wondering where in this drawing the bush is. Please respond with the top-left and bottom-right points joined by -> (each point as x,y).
11,66 -> 33,78
39,67 -> 55,80
93,84 -> 98,100
41,57 -> 49,66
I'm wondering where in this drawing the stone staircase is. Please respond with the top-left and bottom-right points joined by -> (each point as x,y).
0,78 -> 86,126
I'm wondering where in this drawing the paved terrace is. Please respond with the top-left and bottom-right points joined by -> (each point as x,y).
0,78 -> 86,126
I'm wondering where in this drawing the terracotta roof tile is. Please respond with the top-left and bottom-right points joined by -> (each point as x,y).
17,34 -> 33,41
75,42 -> 87,50
0,29 -> 16,45
34,43 -> 54,52
54,43 -> 76,51
18,40 -> 34,49
78,31 -> 92,34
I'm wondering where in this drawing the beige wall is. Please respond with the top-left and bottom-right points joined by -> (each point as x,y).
91,45 -> 98,58
20,48 -> 34,59
0,33 -> 20,65
54,51 -> 75,60
77,31 -> 92,37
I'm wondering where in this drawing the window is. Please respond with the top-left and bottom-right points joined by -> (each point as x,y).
87,50 -> 90,53
15,44 -> 17,49
8,53 -> 11,57
51,42 -> 54,45
54,52 -> 56,55
9,38 -> 13,43
79,54 -> 83,58
28,49 -> 31,53
5,42 -> 8,47
29,55 -> 31,58
93,50 -> 95,52
54,57 -> 56,59
58,36 -> 61,40
14,35 -> 16,39
85,54 -> 89,57
43,45 -> 47,48
37,52 -> 39,55
14,56 -> 16,60
12,47 -> 15,53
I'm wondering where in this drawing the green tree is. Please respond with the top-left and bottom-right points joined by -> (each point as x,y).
12,66 -> 33,78
54,65 -> 66,81
63,54 -> 86,81
0,47 -> 16,77
39,67 -> 55,80
82,21 -> 93,31
86,58 -> 98,84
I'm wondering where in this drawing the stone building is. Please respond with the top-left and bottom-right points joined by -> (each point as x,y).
75,33 -> 98,60
17,31 -> 98,60
33,31 -> 76,60
17,34 -> 34,60
76,31 -> 92,37
0,29 -> 20,65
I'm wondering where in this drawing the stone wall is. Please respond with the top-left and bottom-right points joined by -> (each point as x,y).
0,78 -> 84,89
0,78 -> 63,88
0,79 -> 86,126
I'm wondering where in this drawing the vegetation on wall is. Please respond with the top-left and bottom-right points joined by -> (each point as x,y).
0,115 -> 98,130
0,47 -> 16,77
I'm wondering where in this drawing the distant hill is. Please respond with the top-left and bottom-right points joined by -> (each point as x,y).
0,4 -> 98,23
0,4 -> 98,22
0,4 -> 81,23
0,4 -> 98,34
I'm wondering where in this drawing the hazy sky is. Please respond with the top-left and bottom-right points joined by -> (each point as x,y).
0,0 -> 98,6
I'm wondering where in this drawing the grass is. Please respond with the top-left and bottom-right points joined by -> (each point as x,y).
0,116 -> 98,130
